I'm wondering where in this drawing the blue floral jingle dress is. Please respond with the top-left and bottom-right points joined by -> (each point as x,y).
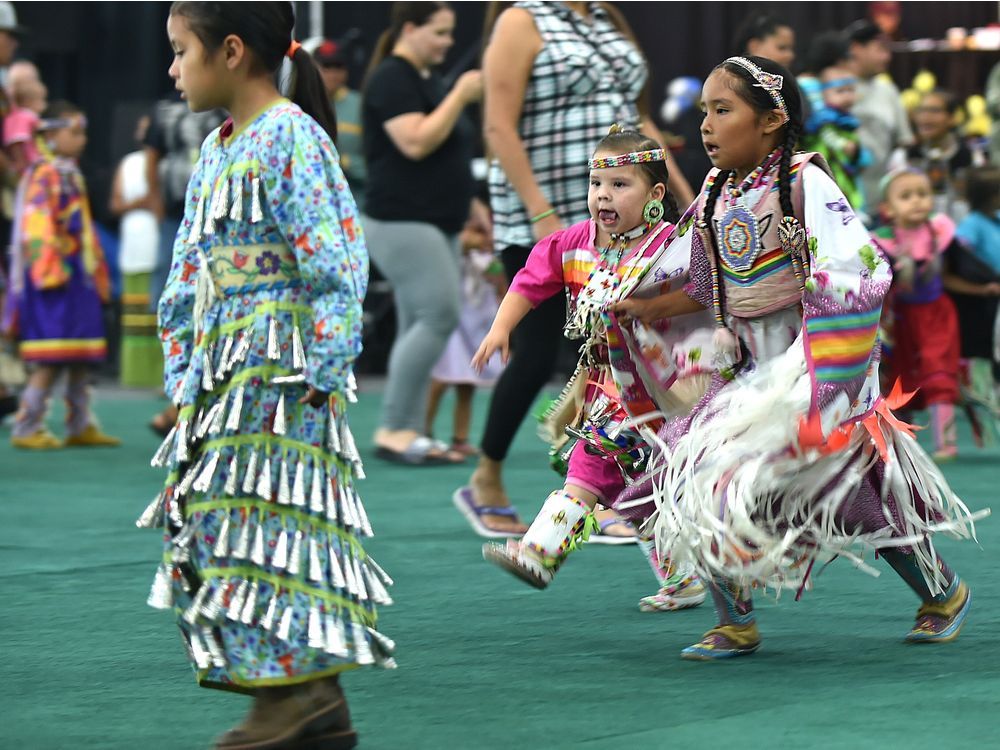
139,100 -> 394,691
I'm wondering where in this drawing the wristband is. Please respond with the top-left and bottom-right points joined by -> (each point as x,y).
530,208 -> 555,224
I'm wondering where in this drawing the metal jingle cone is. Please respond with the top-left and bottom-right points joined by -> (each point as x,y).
226,579 -> 249,620
195,401 -> 221,439
351,621 -> 375,665
240,580 -> 259,624
187,628 -> 212,669
307,603 -> 325,648
214,177 -> 229,219
136,492 -> 165,529
276,603 -> 294,642
308,537 -> 323,582
209,397 -> 227,436
338,480 -> 358,529
167,491 -> 184,529
328,542 -> 347,589
271,530 -> 289,570
229,178 -> 243,221
183,584 -> 210,625
200,583 -> 227,622
250,522 -> 266,566
352,556 -> 369,601
366,556 -> 395,588
177,453 -> 206,497
324,611 -> 348,657
193,451 -> 221,493
277,454 -> 292,505
202,626 -> 227,668
327,410 -> 342,455
309,461 -> 325,513
175,420 -> 191,463
147,564 -> 174,608
342,550 -> 359,596
188,193 -> 206,244
255,450 -> 273,501
288,530 -> 304,576
267,317 -> 280,361
151,425 -> 177,468
346,371 -> 358,403
325,475 -> 339,522
273,391 -> 287,436
367,626 -> 397,655
242,447 -> 260,495
223,452 -> 240,497
231,513 -> 252,559
260,591 -> 279,631
229,331 -> 251,371
213,514 -> 231,558
250,175 -> 263,224
352,487 -> 374,537
225,385 -> 245,432
291,460 -> 307,507
292,326 -> 307,371
364,564 -> 393,606
215,335 -> 234,380
201,351 -> 215,392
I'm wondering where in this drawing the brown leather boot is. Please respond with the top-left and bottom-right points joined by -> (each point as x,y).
215,676 -> 355,750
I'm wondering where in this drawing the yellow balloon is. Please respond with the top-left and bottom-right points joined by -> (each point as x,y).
912,70 -> 936,93
966,95 -> 986,117
900,88 -> 921,112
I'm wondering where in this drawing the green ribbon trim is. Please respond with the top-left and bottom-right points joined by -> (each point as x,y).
184,496 -> 367,555
201,301 -> 312,346
199,434 -> 353,471
197,565 -> 377,626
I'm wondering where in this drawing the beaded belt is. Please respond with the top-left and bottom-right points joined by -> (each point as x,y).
209,242 -> 299,289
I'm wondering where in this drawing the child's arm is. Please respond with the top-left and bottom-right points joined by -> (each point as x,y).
611,289 -> 706,324
471,290 -> 532,372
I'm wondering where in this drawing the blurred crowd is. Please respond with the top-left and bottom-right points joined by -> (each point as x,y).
0,1 -> 998,471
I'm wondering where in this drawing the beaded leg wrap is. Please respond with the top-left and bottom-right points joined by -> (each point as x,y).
681,577 -> 759,660
12,384 -> 49,438
637,539 -> 706,612
482,490 -> 594,590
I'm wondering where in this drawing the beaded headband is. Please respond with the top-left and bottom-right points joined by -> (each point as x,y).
38,115 -> 87,131
724,56 -> 789,124
589,149 -> 665,170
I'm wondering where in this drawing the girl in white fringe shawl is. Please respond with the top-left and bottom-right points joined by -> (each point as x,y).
612,57 -> 986,661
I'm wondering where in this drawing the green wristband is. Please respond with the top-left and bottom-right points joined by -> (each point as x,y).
530,208 -> 556,224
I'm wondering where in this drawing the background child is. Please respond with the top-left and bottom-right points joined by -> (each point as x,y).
476,127 -> 708,611
3,100 -> 119,449
109,114 -> 161,389
144,4 -> 393,747
802,62 -> 870,210
4,77 -> 47,175
876,167 -> 962,460
425,210 -> 506,464
947,166 -> 1000,442
889,89 -> 986,222
613,56 -> 978,661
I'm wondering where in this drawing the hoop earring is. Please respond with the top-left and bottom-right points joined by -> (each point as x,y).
643,198 -> 664,226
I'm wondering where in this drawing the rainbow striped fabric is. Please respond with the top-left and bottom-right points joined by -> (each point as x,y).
804,307 -> 881,382
720,246 -> 793,286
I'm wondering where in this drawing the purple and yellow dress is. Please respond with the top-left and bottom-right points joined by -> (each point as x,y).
139,100 -> 394,691
3,152 -> 109,363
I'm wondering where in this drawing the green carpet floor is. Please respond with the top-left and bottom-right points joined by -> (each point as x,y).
1,384 -> 998,749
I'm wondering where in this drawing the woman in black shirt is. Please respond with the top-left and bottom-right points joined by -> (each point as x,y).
363,2 -> 482,464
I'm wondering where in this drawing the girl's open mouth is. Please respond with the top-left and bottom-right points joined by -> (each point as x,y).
598,209 -> 619,225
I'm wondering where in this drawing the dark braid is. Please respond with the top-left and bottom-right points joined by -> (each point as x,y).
701,169 -> 731,326
777,119 -> 802,222
662,189 -> 680,225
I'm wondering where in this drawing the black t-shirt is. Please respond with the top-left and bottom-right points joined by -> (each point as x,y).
362,56 -> 474,234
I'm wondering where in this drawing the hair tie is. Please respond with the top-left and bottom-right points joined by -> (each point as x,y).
286,40 -> 302,59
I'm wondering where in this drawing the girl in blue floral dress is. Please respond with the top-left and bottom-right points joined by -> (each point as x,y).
139,4 -> 391,748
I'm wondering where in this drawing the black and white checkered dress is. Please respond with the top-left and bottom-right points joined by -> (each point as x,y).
488,1 -> 647,250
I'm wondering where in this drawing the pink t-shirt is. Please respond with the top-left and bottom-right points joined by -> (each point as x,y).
4,107 -> 40,166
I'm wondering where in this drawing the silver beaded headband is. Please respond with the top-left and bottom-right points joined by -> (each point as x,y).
724,56 -> 789,124
38,115 -> 88,131
589,149 -> 665,170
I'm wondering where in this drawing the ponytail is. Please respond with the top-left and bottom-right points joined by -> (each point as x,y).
288,46 -> 337,142
364,28 -> 399,86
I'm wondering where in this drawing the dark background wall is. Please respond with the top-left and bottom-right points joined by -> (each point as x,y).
10,1 -> 999,221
